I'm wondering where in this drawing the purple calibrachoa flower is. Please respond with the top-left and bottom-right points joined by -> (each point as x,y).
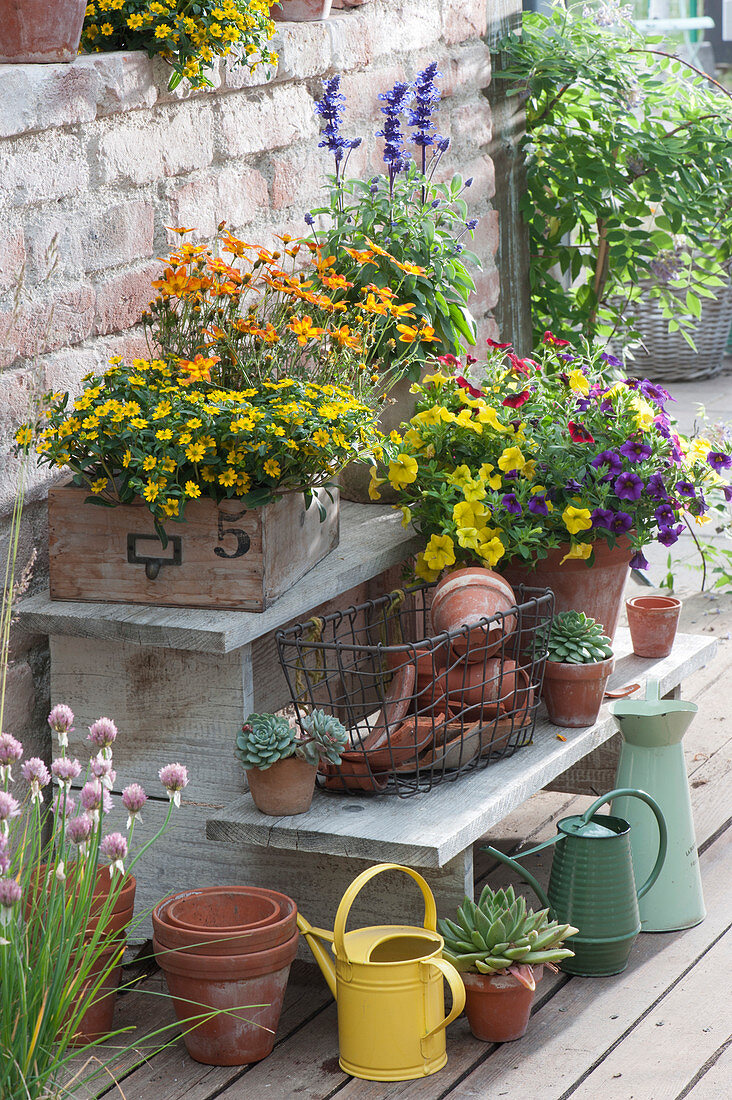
723,485 -> 732,502
610,511 -> 633,535
646,473 -> 668,501
675,480 -> 696,498
629,549 -> 649,570
501,493 -> 522,516
707,451 -> 732,472
655,503 -> 676,527
67,813 -> 93,852
88,717 -> 117,759
591,507 -> 614,530
639,380 -> 672,407
0,791 -> 21,835
620,439 -> 652,462
601,352 -> 622,368
51,757 -> 81,791
0,877 -> 22,924
122,783 -> 147,830
528,493 -> 550,516
48,703 -> 74,748
564,478 -> 584,493
100,832 -> 128,878
658,524 -> 684,546
591,450 -> 623,479
21,758 -> 50,803
0,732 -> 22,784
614,471 -> 644,501
159,763 -> 189,807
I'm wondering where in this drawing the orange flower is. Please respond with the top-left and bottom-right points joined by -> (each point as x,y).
322,274 -> 353,290
344,247 -> 377,265
151,267 -> 194,297
394,259 -> 425,275
330,325 -> 362,350
176,354 -> 220,385
389,301 -> 417,319
165,225 -> 196,235
221,233 -> 254,258
288,315 -> 325,345
396,323 -> 420,343
364,237 -> 393,259
363,294 -> 388,316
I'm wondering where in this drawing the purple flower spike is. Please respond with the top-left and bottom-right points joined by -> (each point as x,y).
614,472 -> 644,501
501,493 -> 522,516
378,80 -> 413,189
707,451 -> 732,472
408,62 -> 442,159
314,75 -> 361,177
620,439 -> 652,463
629,549 -> 649,570
159,763 -> 189,807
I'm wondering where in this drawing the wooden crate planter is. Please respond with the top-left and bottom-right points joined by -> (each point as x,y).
48,486 -> 339,611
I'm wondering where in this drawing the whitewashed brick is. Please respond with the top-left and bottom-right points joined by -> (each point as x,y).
217,83 -> 317,158
0,130 -> 90,204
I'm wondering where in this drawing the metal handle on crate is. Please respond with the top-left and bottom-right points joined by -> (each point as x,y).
126,533 -> 182,580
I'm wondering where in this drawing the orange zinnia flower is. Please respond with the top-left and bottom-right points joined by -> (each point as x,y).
177,354 -> 220,385
288,316 -> 325,345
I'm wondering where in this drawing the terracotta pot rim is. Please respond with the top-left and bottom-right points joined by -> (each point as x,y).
154,887 -> 295,936
153,928 -> 299,979
544,656 -> 615,682
504,536 -> 632,572
626,595 -> 681,612
461,965 -> 544,991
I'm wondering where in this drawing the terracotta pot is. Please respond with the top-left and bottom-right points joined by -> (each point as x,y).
153,888 -> 296,955
247,756 -> 317,816
362,714 -> 445,770
339,373 -> 423,503
0,0 -> 86,62
271,0 -> 333,23
446,658 -> 531,714
501,538 -> 632,641
626,595 -> 681,658
154,928 -> 299,1065
462,967 -> 543,1042
431,569 -> 517,660
543,657 -> 614,727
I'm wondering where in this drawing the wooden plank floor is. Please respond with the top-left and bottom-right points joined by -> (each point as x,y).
71,627 -> 732,1100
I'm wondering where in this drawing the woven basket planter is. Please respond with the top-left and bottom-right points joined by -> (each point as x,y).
628,278 -> 732,383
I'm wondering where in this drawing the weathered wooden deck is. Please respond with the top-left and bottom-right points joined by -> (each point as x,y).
70,610 -> 732,1100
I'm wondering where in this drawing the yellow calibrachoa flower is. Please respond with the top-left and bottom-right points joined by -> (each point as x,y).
478,462 -> 502,490
423,533 -> 456,572
388,453 -> 419,489
368,468 -> 386,501
475,406 -> 511,433
452,500 -> 486,528
562,505 -> 593,535
400,506 -> 412,528
498,446 -> 526,474
456,527 -> 482,552
415,552 -> 440,583
561,542 -> 593,564
568,369 -> 589,395
478,535 -> 506,567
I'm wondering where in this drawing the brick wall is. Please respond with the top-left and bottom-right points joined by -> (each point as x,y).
0,0 -> 497,753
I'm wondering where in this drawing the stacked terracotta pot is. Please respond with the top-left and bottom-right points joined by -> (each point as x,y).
153,886 -> 298,1065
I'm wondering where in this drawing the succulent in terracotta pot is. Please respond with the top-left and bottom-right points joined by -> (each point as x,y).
540,611 -> 614,727
236,710 -> 348,816
439,885 -> 576,1042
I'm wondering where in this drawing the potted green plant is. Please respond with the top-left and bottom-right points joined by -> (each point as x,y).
541,611 -> 614,727
0,0 -> 86,63
235,709 -> 348,815
439,885 -> 576,1042
378,338 -> 732,636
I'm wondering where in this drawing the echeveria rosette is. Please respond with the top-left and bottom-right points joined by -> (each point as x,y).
376,337 -> 732,577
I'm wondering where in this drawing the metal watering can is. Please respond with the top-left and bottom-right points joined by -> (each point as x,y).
297,863 -> 466,1082
484,788 -> 668,976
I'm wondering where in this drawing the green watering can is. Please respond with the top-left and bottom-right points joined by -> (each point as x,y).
484,788 -> 667,976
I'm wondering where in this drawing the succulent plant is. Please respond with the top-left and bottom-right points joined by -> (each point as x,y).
235,713 -> 295,771
542,610 -> 613,664
298,709 -> 348,766
438,885 -> 577,989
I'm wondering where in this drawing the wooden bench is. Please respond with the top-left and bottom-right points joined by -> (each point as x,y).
18,505 -> 716,940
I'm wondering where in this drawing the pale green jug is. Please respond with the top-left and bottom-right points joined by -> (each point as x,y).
610,680 -> 705,931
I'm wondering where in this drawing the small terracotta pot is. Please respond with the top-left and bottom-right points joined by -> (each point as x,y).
462,967 -> 542,1042
431,569 -> 517,660
543,657 -> 614,727
271,0 -> 332,21
446,658 -> 531,714
154,928 -> 299,1065
247,756 -> 317,816
626,595 -> 681,658
153,888 -> 296,955
0,0 -> 87,62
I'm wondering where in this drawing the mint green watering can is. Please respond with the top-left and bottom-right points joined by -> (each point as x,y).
484,788 -> 667,976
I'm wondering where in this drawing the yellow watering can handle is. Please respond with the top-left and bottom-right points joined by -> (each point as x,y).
421,956 -> 466,1041
333,863 -> 437,960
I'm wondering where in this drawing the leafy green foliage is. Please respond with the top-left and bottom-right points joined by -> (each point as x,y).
236,713 -> 295,770
495,2 -> 732,349
542,610 -> 613,664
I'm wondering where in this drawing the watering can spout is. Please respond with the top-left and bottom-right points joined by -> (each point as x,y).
296,913 -> 338,999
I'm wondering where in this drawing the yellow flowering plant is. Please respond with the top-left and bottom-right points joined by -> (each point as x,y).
81,1 -> 276,90
20,357 -> 380,537
376,334 -> 732,580
143,227 -> 433,397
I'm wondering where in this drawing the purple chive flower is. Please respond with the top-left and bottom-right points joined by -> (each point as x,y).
629,549 -> 649,570
601,352 -> 622,368
67,813 -> 93,849
591,450 -> 623,479
707,451 -> 732,472
91,758 -> 116,790
614,472 -> 644,501
610,511 -> 633,535
0,791 -> 21,834
592,507 -> 614,530
21,758 -> 50,803
79,779 -> 104,818
658,524 -> 684,546
159,763 -> 189,807
675,480 -> 696,498
48,704 -> 74,748
100,831 -> 128,878
0,877 -> 22,923
87,717 -> 117,757
52,793 -> 76,819
51,757 -> 82,790
0,834 -> 9,876
314,75 -> 361,180
620,439 -> 652,462
122,783 -> 147,829
528,493 -> 550,516
501,493 -> 522,516
378,80 -> 413,191
646,473 -> 668,501
0,732 -> 23,783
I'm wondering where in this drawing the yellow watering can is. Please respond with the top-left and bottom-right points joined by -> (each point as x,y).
297,863 -> 466,1082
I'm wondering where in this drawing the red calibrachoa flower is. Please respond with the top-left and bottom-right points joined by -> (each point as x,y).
568,421 -> 596,444
502,390 -> 531,409
456,375 -> 483,399
543,330 -> 571,347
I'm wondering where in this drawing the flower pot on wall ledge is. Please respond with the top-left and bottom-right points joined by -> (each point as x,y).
0,0 -> 87,63
271,0 -> 333,21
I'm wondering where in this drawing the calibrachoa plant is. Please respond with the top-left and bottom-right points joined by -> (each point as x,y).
308,65 -> 481,373
0,705 -> 188,1100
81,1 -> 277,90
376,334 -> 732,580
143,227 -> 433,393
21,357 -> 381,533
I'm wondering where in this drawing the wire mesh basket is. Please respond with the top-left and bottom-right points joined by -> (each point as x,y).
628,277 -> 732,382
276,582 -> 554,798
